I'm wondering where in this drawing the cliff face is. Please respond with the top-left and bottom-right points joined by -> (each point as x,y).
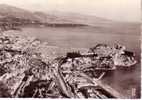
0,4 -> 139,98
0,30 -> 138,98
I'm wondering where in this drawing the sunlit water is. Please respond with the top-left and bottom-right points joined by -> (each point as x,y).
22,26 -> 141,98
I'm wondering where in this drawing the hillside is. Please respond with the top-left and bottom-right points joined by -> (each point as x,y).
0,4 -> 39,20
0,4 -> 112,25
0,4 -> 140,32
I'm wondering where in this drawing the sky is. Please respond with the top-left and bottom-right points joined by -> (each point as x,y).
0,0 -> 141,22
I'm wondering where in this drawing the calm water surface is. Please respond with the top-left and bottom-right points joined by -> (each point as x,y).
22,26 -> 141,98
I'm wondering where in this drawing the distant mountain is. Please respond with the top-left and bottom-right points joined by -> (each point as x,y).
0,4 -> 87,25
34,10 -> 112,25
0,4 -> 39,21
33,11 -> 48,22
34,11 -> 79,24
0,4 -> 140,30
45,11 -> 112,25
0,4 -> 111,25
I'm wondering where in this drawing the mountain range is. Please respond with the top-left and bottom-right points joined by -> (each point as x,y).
0,4 -> 140,34
0,4 -> 115,25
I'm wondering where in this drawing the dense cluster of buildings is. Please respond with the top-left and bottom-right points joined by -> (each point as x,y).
0,32 -> 137,98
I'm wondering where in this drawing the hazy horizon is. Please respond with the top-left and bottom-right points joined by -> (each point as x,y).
0,0 -> 141,22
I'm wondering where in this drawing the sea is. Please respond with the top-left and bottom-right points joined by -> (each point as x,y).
21,26 -> 141,98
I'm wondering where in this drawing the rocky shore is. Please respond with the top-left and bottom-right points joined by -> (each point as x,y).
0,31 -> 137,98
